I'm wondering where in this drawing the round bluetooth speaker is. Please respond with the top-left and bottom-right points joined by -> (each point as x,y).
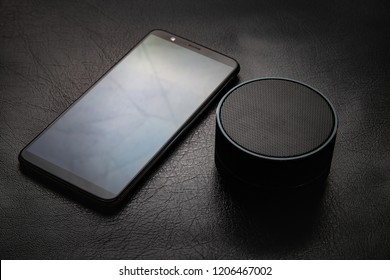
215,78 -> 338,191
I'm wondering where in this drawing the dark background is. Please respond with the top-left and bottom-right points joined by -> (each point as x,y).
1,0 -> 389,259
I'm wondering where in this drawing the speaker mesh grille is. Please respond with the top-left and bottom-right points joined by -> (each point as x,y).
220,79 -> 335,157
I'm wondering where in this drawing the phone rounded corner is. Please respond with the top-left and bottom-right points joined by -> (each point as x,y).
91,191 -> 129,213
18,148 -> 25,162
18,147 -> 29,166
98,193 -> 119,204
149,29 -> 169,37
230,57 -> 240,74
234,59 -> 241,73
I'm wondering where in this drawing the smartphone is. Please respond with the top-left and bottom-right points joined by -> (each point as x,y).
19,30 -> 239,208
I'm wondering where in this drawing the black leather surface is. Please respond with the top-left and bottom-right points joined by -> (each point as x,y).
1,0 -> 390,259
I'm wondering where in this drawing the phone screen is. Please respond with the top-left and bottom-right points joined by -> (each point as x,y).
21,31 -> 238,201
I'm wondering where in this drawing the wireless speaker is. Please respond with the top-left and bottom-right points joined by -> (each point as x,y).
215,78 -> 338,191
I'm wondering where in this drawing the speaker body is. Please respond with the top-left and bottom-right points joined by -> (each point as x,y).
215,78 -> 338,191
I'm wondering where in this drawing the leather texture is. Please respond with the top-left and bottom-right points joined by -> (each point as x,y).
1,0 -> 390,259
